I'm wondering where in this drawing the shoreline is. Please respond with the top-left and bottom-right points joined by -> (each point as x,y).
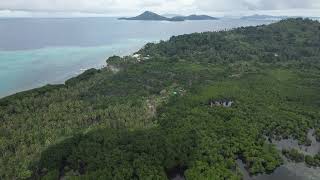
0,18 -> 274,99
0,43 -> 150,99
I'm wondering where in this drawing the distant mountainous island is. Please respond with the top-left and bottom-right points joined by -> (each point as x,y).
119,11 -> 218,21
241,14 -> 288,20
241,14 -> 320,21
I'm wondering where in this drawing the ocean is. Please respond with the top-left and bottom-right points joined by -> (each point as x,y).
0,17 -> 273,97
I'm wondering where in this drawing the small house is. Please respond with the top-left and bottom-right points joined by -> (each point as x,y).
209,99 -> 234,108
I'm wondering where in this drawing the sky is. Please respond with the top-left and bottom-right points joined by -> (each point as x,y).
0,0 -> 320,17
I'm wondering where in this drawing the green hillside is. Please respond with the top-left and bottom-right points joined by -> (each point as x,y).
1,18 -> 320,179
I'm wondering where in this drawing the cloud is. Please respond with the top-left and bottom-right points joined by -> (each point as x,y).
193,0 -> 320,11
249,0 -> 318,10
0,0 -> 319,16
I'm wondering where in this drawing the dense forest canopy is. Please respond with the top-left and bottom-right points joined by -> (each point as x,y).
0,18 -> 320,179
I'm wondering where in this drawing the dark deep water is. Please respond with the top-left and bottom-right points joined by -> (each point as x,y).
0,17 -> 274,97
0,18 -> 273,51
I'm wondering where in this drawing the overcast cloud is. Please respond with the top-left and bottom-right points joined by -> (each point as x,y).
0,0 -> 320,17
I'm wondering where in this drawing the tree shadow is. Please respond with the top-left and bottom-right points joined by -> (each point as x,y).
35,127 -> 199,179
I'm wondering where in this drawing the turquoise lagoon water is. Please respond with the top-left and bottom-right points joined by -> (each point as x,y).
0,40 -> 149,97
0,18 -> 273,97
